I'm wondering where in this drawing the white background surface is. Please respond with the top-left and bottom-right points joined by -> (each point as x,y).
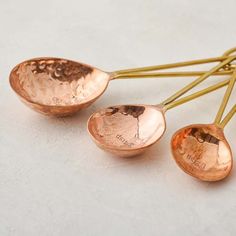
0,0 -> 236,235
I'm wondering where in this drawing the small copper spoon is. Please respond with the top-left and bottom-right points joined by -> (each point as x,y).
171,70 -> 236,181
9,49 -> 235,116
88,57 -> 236,157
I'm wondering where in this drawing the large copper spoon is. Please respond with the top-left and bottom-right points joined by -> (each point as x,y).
9,49 -> 235,116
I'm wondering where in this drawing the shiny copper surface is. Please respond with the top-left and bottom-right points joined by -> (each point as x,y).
88,105 -> 166,157
171,124 -> 232,181
9,58 -> 110,116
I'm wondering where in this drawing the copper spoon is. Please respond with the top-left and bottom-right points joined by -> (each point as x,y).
9,49 -> 235,116
88,57 -> 236,157
171,70 -> 236,182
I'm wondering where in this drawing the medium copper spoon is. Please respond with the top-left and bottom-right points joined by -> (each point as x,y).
171,70 -> 236,181
88,57 -> 236,157
9,49 -> 235,116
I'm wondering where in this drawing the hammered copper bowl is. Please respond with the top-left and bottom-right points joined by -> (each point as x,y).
9,58 -> 110,116
88,105 -> 166,157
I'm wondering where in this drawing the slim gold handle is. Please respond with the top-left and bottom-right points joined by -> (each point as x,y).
164,79 -> 230,110
161,56 -> 236,106
113,56 -> 230,75
214,69 -> 236,125
219,105 -> 236,128
112,47 -> 236,79
112,70 -> 232,79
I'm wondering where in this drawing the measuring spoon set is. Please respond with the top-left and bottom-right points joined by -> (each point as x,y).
9,47 -> 236,181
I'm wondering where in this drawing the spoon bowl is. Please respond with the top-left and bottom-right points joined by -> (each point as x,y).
88,105 -> 166,157
9,58 -> 110,116
171,124 -> 233,181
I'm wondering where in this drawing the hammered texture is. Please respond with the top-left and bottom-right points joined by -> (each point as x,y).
88,105 -> 166,156
10,58 -> 110,115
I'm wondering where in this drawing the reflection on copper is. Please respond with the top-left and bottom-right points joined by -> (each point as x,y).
9,58 -> 110,116
171,124 -> 233,181
87,105 -> 166,157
